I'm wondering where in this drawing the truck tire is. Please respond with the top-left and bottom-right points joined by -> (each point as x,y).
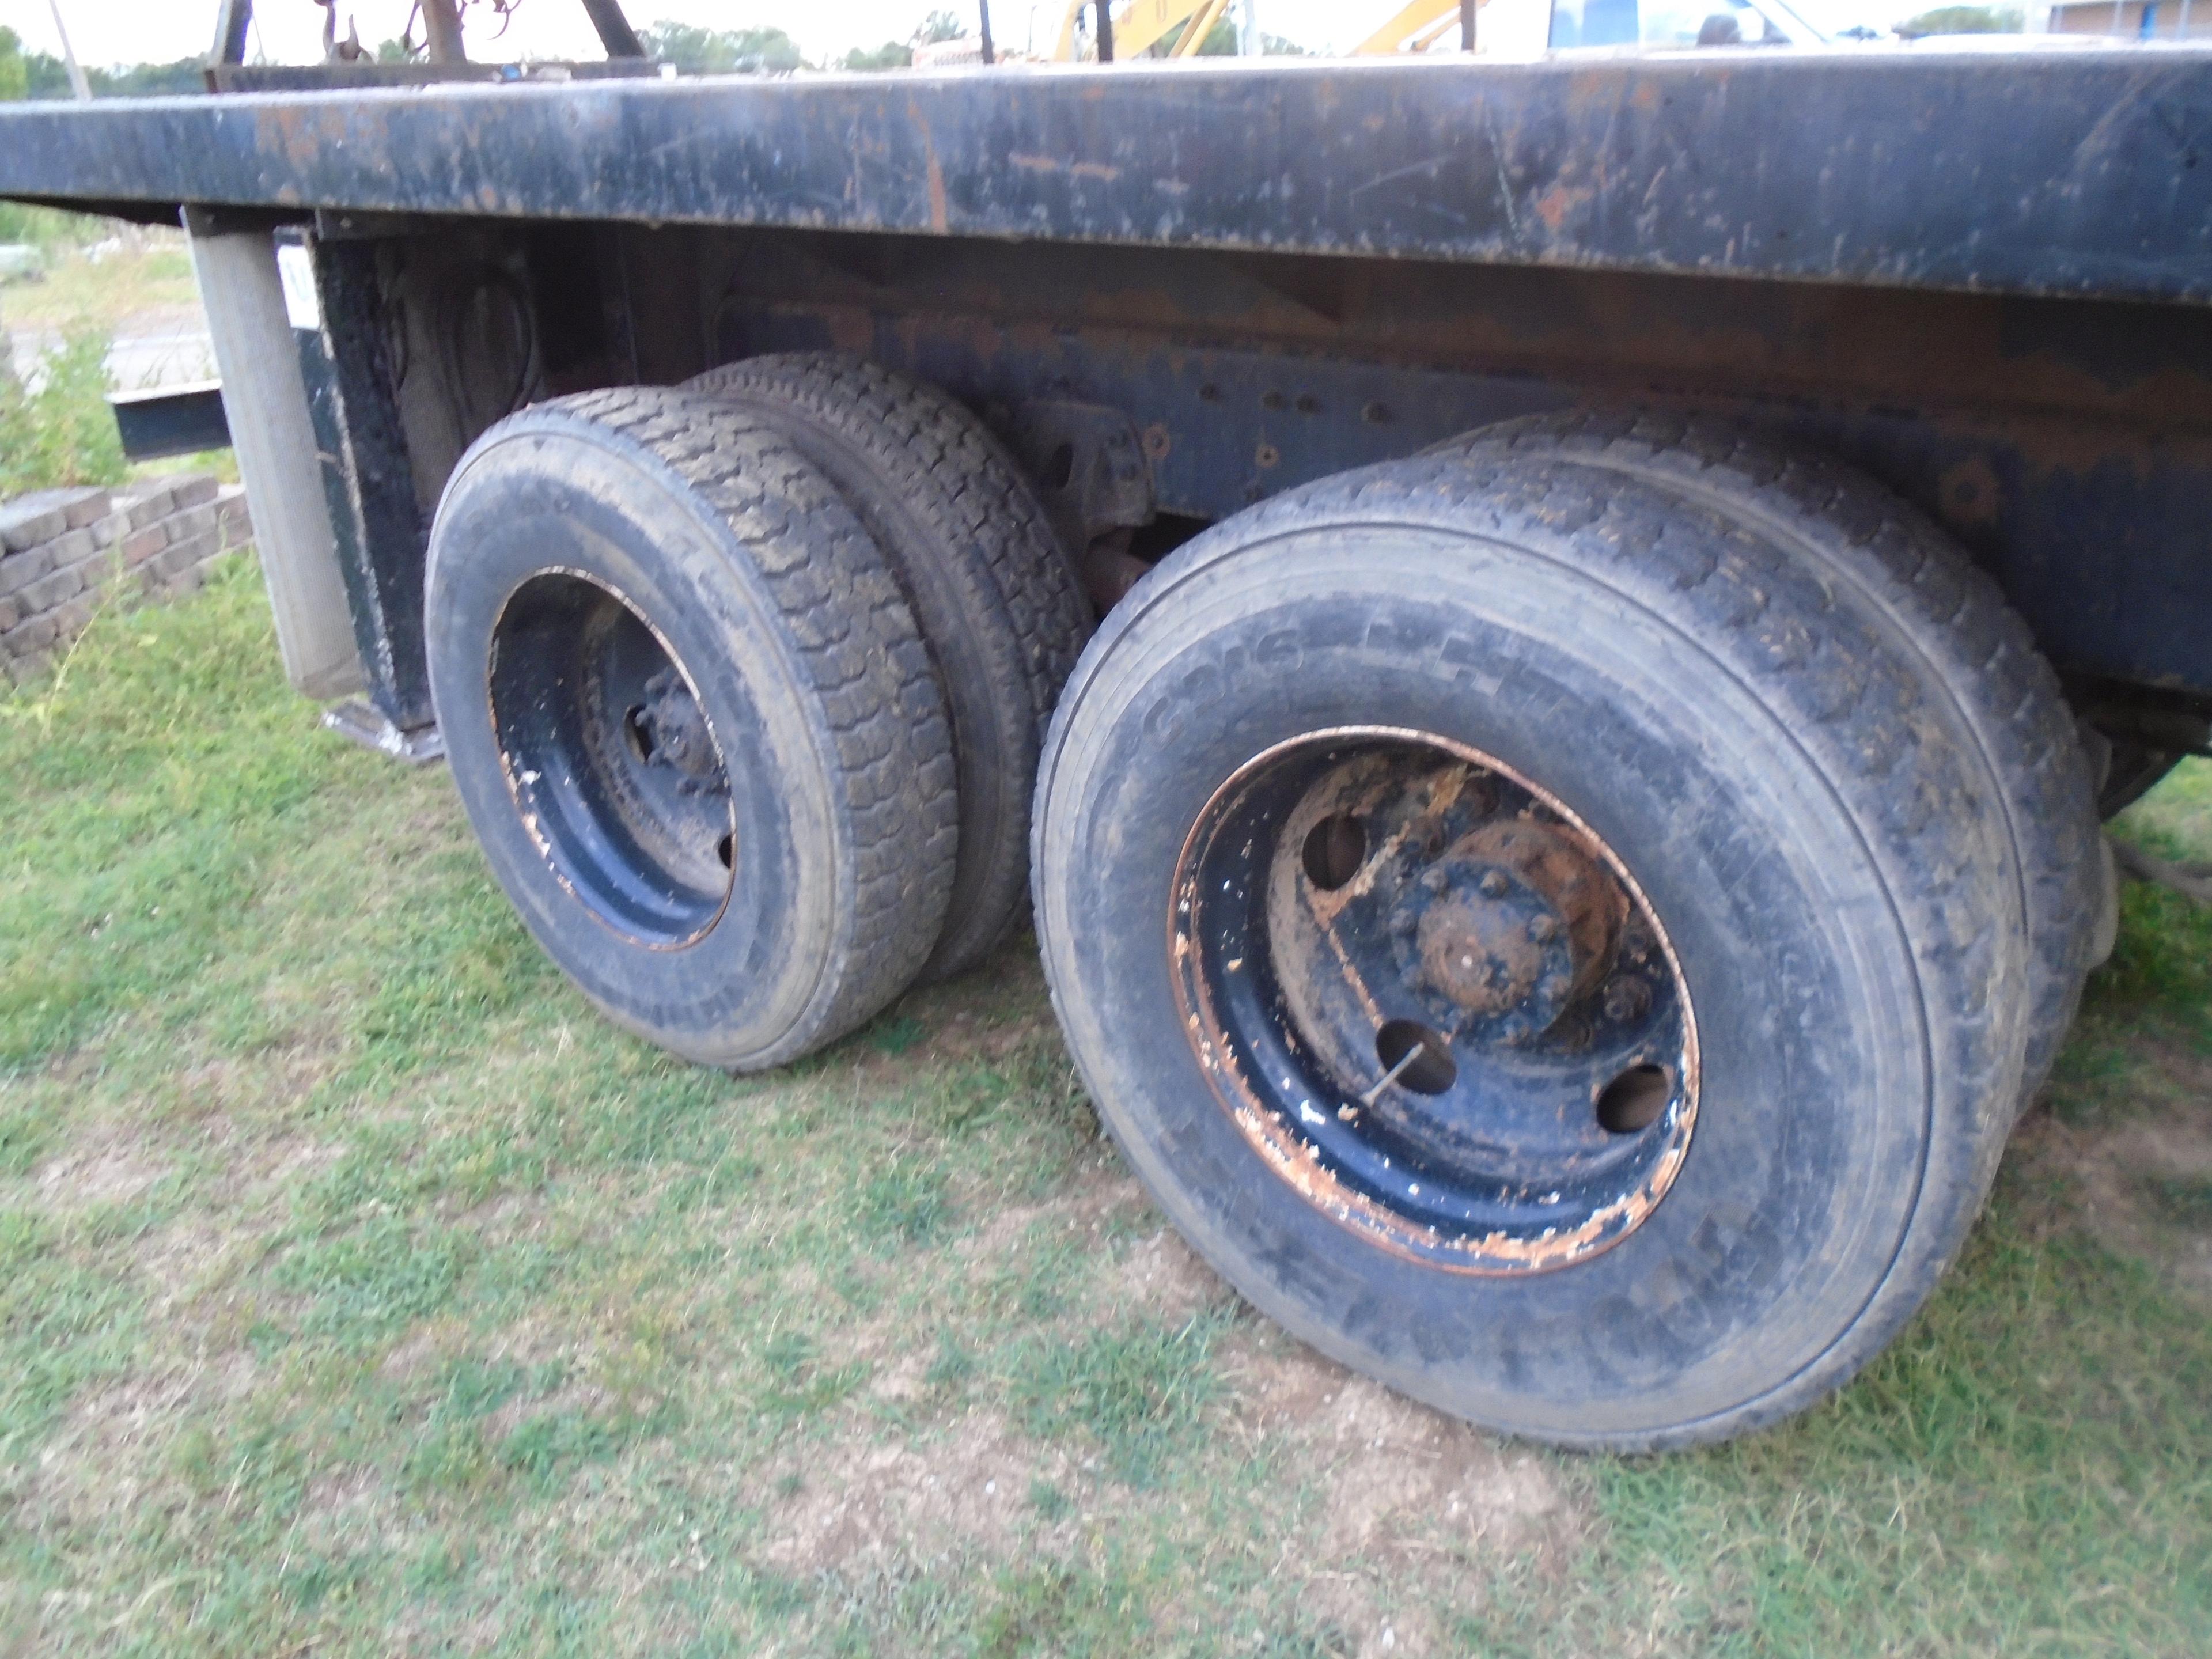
1033,449 -> 2041,1449
685,354 -> 1091,978
1431,412 -> 2100,1104
425,388 -> 957,1070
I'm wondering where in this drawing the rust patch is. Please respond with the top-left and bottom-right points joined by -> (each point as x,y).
1170,726 -> 1701,1278
1938,454 -> 2004,529
926,153 -> 949,234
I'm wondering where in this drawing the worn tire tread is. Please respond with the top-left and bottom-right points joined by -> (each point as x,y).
1430,411 -> 2099,1103
530,385 -> 958,1062
686,354 -> 1091,975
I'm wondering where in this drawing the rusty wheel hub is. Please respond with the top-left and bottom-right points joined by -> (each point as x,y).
1393,816 -> 1628,1041
1172,728 -> 1699,1274
489,571 -> 737,948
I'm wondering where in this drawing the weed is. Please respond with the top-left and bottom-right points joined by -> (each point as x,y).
859,1163 -> 951,1248
0,325 -> 124,495
2139,1172 -> 2212,1228
1012,1312 -> 1227,1487
1025,1477 -> 1069,1520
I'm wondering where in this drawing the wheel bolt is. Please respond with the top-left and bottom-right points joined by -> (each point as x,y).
1420,868 -> 1449,893
1390,911 -> 1417,937
1603,978 -> 1652,1022
1478,870 -> 1508,898
1528,915 -> 1559,943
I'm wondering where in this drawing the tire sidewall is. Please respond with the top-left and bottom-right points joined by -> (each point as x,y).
1038,518 -> 1965,1445
427,419 -> 845,1067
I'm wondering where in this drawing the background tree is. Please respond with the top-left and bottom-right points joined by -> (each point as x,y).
0,26 -> 28,103
840,41 -> 916,70
1896,5 -> 2022,33
641,20 -> 806,73
912,10 -> 969,44
0,29 -> 18,392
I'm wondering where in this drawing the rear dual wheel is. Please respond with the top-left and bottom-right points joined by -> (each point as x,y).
1033,420 -> 2097,1448
683,354 -> 1091,978
425,369 -> 1078,1069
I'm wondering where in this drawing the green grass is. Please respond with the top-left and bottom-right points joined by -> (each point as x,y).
0,325 -> 126,497
1,234 -> 202,335
0,565 -> 2206,1655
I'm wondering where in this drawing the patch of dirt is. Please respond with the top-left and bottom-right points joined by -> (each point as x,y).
866,1351 -> 932,1403
132,1217 -> 242,1312
759,1410 -> 1071,1573
241,1131 -> 347,1198
956,1167 -> 1147,1267
2015,1061 -> 2212,1309
1300,1581 -> 1442,1659
171,1041 -> 341,1125
35,1145 -> 166,1212
25,1369 -> 206,1530
1215,1329 -> 1583,1656
294,1464 -> 402,1554
1105,1228 -> 1230,1323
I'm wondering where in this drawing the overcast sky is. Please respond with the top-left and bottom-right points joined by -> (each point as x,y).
1,0 -> 1911,73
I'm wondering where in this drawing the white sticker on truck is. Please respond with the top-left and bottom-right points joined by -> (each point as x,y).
276,243 -> 322,332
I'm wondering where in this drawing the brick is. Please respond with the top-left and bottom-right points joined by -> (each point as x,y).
0,548 -> 51,599
60,488 -> 112,529
165,503 -> 220,544
163,565 -> 209,599
3,612 -> 57,655
0,501 -> 66,554
215,484 -> 249,519
150,531 -> 219,582
5,650 -> 54,687
89,509 -> 132,550
1,485 -> 108,551
221,516 -> 255,552
120,523 -> 169,567
47,527 -> 99,570
0,597 -> 16,634
76,556 -> 114,594
18,566 -> 84,612
123,484 -> 177,531
168,474 -> 220,511
46,597 -> 95,645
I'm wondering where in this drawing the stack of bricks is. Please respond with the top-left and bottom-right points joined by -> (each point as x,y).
0,474 -> 254,685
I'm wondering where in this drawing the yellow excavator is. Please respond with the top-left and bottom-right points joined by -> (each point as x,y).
1048,0 -> 1482,60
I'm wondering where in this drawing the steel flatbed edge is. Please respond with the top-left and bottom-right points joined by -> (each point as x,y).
2,48 -> 2210,307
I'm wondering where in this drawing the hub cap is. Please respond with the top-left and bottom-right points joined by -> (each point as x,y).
1171,728 -> 1699,1274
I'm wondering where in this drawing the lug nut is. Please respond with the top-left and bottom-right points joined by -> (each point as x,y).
1603,978 -> 1652,1022
1528,915 -> 1559,943
1478,870 -> 1509,899
1420,868 -> 1449,893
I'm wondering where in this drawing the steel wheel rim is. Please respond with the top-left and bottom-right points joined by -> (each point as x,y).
487,568 -> 737,949
1170,726 -> 1700,1274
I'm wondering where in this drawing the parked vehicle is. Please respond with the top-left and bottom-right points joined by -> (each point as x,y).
4,0 -> 2206,1449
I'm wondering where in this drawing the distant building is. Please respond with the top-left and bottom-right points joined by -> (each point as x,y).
2029,0 -> 2212,36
